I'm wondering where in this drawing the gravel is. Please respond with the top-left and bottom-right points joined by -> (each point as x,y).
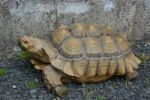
0,41 -> 150,100
12,85 -> 17,89
30,89 -> 38,94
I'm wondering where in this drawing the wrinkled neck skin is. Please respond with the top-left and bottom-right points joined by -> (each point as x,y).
32,48 -> 50,63
42,42 -> 57,61
30,39 -> 57,64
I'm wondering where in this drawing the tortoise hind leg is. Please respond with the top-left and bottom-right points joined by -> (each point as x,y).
124,56 -> 139,80
43,65 -> 68,96
125,63 -> 139,80
126,70 -> 139,80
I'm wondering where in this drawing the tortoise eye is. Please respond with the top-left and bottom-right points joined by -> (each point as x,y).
24,40 -> 28,44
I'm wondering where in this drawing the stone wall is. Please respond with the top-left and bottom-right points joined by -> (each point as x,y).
0,0 -> 147,60
144,0 -> 150,39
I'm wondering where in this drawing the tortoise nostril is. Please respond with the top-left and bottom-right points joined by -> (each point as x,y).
24,40 -> 28,44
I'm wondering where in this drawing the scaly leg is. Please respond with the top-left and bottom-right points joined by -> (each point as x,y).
30,59 -> 47,70
31,59 -> 67,96
125,70 -> 139,80
43,65 -> 68,96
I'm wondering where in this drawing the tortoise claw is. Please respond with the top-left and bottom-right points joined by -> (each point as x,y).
126,70 -> 139,80
52,86 -> 68,96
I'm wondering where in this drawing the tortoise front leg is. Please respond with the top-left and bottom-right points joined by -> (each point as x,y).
30,59 -> 68,96
30,59 -> 47,70
43,65 -> 68,96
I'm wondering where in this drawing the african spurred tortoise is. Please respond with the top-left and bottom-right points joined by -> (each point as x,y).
20,23 -> 141,96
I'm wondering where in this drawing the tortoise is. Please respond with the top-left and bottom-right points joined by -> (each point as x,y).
20,23 -> 141,96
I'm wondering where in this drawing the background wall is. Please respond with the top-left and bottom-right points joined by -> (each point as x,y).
0,0 -> 148,60
144,0 -> 150,39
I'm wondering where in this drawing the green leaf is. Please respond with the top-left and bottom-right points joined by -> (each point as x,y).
25,81 -> 38,89
97,95 -> 105,100
19,51 -> 31,60
0,68 -> 6,77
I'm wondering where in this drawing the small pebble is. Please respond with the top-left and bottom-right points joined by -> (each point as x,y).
145,42 -> 150,46
144,88 -> 150,94
30,89 -> 37,94
42,90 -> 46,93
13,46 -> 21,52
31,95 -> 36,98
35,79 -> 38,82
82,84 -> 86,87
12,85 -> 17,89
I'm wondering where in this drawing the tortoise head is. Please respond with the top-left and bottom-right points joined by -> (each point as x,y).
20,36 -> 44,54
20,36 -> 57,63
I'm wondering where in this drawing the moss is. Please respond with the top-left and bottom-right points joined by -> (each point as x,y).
97,95 -> 105,100
18,51 -> 31,60
25,81 -> 38,89
0,68 -> 6,77
8,51 -> 31,60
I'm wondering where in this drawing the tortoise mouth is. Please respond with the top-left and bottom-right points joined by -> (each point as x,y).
19,44 -> 27,51
18,39 -> 24,49
18,38 -> 28,51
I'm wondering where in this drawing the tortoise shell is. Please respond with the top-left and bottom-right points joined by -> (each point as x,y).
48,23 -> 141,77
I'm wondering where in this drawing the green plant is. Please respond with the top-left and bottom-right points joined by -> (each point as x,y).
83,88 -> 95,97
25,81 -> 38,89
0,68 -> 6,77
125,77 -> 130,86
8,51 -> 30,60
97,95 -> 105,100
18,51 -> 31,60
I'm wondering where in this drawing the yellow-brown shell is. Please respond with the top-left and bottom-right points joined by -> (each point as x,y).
50,23 -> 141,77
